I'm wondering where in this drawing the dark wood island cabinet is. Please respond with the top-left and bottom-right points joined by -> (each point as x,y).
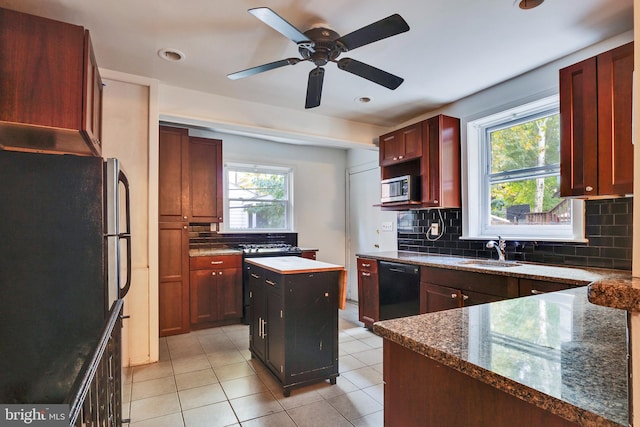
376,287 -> 628,427
246,256 -> 344,396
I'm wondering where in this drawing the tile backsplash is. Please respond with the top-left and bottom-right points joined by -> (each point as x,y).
188,226 -> 298,248
397,198 -> 632,271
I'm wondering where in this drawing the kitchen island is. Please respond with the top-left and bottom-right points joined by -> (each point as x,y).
246,256 -> 345,396
374,287 -> 628,426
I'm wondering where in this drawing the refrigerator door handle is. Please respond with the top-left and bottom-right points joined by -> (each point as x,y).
119,233 -> 132,298
117,169 -> 132,298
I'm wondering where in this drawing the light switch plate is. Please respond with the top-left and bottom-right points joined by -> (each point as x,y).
381,221 -> 393,232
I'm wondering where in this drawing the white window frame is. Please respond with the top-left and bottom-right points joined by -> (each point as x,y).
464,95 -> 585,242
223,162 -> 294,232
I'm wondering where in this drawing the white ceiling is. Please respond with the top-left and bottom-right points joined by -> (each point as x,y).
0,0 -> 633,128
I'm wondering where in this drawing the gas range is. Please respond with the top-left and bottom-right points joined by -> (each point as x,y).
238,242 -> 302,325
237,243 -> 302,256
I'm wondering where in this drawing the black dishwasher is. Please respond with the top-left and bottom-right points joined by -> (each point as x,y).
378,261 -> 420,320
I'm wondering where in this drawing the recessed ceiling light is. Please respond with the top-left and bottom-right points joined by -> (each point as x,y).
518,0 -> 544,9
158,48 -> 185,62
355,96 -> 373,104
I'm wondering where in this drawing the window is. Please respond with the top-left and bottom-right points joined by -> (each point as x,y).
224,163 -> 293,231
465,96 -> 584,241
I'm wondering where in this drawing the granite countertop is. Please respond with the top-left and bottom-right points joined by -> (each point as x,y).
358,250 -> 637,311
357,250 -> 627,285
188,247 -> 242,257
374,287 -> 629,426
245,256 -> 344,274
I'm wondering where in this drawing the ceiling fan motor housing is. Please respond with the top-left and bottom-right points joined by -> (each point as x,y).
299,27 -> 342,66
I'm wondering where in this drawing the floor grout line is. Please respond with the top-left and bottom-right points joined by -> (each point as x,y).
125,302 -> 383,426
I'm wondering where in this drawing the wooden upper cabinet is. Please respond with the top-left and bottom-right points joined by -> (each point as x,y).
0,7 -> 102,156
379,122 -> 423,166
159,126 -> 190,223
379,114 -> 461,210
189,137 -> 223,223
560,42 -> 633,197
596,42 -> 634,196
159,126 -> 224,224
422,115 -> 461,208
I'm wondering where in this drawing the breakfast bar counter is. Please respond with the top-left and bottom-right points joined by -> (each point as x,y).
374,287 -> 628,426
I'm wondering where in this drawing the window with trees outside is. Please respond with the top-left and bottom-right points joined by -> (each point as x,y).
465,96 -> 584,241
225,163 -> 293,231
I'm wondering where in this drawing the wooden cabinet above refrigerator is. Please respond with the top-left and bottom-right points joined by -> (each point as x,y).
0,7 -> 102,156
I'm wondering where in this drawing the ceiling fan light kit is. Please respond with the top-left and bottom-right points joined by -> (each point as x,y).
519,0 -> 544,9
227,7 -> 410,109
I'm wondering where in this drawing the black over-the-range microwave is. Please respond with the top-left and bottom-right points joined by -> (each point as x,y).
381,175 -> 420,203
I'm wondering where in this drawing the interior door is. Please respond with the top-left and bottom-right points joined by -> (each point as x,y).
347,165 -> 397,302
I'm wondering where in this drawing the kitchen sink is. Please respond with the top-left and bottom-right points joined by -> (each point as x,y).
457,259 -> 520,268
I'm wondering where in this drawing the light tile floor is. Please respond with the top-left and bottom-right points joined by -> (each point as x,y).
122,302 -> 384,427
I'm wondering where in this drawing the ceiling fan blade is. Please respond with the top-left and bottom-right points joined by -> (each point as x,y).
337,58 -> 404,89
305,67 -> 325,109
336,14 -> 409,52
248,7 -> 312,46
227,58 -> 301,80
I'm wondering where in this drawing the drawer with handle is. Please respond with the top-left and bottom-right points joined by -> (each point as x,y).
357,257 -> 378,273
190,254 -> 242,270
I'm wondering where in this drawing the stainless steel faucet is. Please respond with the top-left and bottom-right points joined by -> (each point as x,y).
486,236 -> 506,261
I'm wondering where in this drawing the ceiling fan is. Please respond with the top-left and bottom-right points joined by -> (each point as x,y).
227,7 -> 410,109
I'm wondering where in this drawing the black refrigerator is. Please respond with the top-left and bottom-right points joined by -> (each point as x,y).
0,150 -> 130,404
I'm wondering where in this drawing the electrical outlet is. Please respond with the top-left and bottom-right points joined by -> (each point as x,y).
430,223 -> 439,236
381,221 -> 393,232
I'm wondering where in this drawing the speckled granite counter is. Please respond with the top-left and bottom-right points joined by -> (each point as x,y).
374,287 -> 629,426
588,277 -> 640,312
357,250 -> 627,285
188,247 -> 242,257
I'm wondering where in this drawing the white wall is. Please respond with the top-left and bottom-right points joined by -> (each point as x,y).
187,129 -> 348,267
101,70 -> 159,367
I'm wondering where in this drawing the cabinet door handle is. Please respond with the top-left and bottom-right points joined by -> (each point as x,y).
210,261 -> 223,265
183,216 -> 188,220
211,272 -> 216,276
361,263 -> 371,267
251,273 -> 260,279
451,293 -> 458,299
265,279 -> 277,286
361,272 -> 371,277
462,294 -> 469,300
262,320 -> 267,338
398,155 -> 404,159
531,289 -> 544,295
585,186 -> 593,192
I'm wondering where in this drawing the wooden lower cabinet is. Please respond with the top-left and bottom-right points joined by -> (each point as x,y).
248,263 -> 339,396
519,278 -> 573,297
300,250 -> 317,260
357,257 -> 379,328
384,340 -> 579,427
158,222 -> 190,336
420,283 -> 462,313
420,266 -> 519,314
189,254 -> 242,327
